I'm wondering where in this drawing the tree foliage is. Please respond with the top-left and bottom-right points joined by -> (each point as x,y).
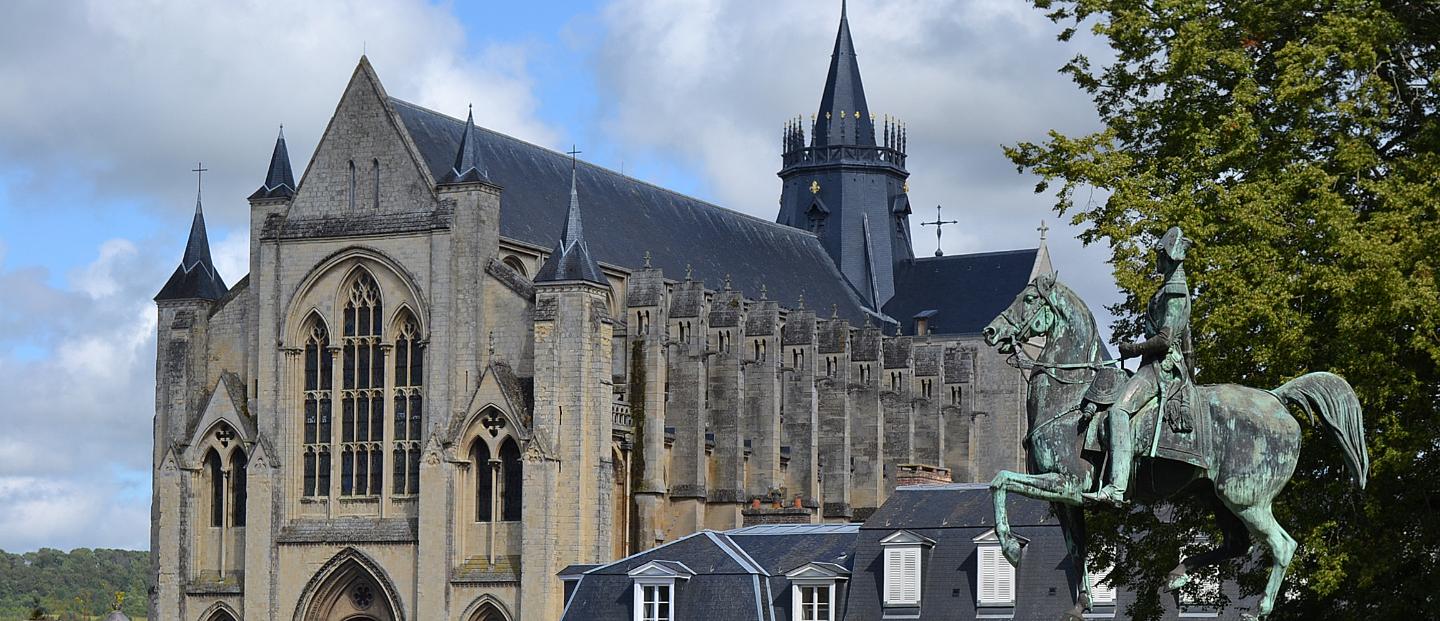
1007,0 -> 1439,618
0,548 -> 148,620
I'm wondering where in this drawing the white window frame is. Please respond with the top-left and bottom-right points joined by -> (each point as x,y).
632,581 -> 673,621
973,528 -> 1025,607
879,530 -> 934,607
627,561 -> 693,621
786,562 -> 849,621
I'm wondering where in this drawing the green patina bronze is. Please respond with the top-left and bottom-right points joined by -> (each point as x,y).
980,227 -> 1369,621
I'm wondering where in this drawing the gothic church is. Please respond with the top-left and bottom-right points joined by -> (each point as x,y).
149,5 -> 1052,620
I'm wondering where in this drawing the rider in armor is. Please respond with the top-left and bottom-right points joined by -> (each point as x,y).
1084,226 -> 1193,507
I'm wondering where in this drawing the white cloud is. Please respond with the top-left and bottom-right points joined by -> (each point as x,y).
593,0 -> 1125,332
0,0 -> 559,553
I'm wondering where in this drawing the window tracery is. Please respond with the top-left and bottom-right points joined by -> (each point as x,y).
340,272 -> 384,497
392,313 -> 423,496
303,318 -> 333,497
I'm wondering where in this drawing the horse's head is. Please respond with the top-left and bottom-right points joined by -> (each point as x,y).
982,272 -> 1067,353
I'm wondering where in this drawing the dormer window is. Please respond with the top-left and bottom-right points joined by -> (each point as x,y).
974,528 -> 1025,607
880,530 -> 935,607
1088,563 -> 1117,606
786,562 -> 850,621
628,560 -> 693,621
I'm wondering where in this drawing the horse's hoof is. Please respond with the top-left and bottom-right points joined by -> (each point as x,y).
1002,540 -> 1023,567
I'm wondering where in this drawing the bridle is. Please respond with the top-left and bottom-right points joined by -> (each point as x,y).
997,283 -> 1122,384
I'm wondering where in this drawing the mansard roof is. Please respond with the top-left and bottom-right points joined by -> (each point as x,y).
883,249 -> 1039,336
248,127 -> 296,200
155,195 -> 227,301
389,98 -> 878,323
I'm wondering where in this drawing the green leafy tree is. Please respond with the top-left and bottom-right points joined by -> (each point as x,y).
1007,0 -> 1439,618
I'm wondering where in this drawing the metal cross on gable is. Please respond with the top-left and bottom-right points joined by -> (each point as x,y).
566,145 -> 582,170
192,162 -> 208,199
919,204 -> 958,257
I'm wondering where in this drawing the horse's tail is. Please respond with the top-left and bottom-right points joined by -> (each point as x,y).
1270,372 -> 1369,489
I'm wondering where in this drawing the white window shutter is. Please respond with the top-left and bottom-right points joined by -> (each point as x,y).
1089,565 -> 1117,605
885,546 -> 922,605
977,545 -> 1015,605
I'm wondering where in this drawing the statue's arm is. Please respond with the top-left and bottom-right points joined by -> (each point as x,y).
1118,295 -> 1188,359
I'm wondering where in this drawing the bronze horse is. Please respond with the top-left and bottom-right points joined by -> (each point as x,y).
980,273 -> 1368,621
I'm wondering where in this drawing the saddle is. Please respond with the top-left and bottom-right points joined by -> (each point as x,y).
1082,367 -> 1210,473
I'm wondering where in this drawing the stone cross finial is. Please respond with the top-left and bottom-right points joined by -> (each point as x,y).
1038,220 -> 1050,242
797,294 -> 805,309
724,274 -> 732,290
831,304 -> 838,319
685,263 -> 693,280
759,284 -> 768,300
643,250 -> 652,268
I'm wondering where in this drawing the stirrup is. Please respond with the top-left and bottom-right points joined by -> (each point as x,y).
1082,485 -> 1128,508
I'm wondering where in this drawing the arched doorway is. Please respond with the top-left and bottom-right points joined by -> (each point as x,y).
295,549 -> 403,621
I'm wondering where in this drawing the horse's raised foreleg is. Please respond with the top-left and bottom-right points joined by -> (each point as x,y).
1056,504 -> 1092,621
991,470 -> 1085,567
1166,503 -> 1251,592
1231,503 -> 1297,620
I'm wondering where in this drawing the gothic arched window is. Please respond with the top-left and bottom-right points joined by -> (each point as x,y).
205,449 -> 224,527
302,316 -> 332,497
503,255 -> 528,278
471,439 -> 493,522
231,451 -> 248,527
341,272 -> 384,496
393,312 -> 423,496
500,437 -> 522,521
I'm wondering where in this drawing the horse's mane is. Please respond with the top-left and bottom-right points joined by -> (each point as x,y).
1046,276 -> 1102,363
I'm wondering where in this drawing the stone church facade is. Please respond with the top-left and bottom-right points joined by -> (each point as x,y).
149,7 -> 1051,620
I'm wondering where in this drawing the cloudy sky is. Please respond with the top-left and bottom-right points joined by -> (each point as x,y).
0,0 -> 1118,553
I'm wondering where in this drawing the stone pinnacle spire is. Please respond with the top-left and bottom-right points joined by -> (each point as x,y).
156,166 -> 228,301
249,126 -> 296,200
534,158 -> 607,286
813,0 -> 874,147
443,104 -> 487,184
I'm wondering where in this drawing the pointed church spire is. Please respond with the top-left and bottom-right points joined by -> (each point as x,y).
249,126 -> 296,200
813,0 -> 874,147
157,164 -> 228,301
534,154 -> 607,286
443,104 -> 487,184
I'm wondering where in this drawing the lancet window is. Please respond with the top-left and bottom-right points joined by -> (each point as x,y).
302,317 -> 333,497
470,411 -> 523,523
206,449 -> 224,527
231,451 -> 248,526
393,313 -> 423,496
340,272 -> 385,496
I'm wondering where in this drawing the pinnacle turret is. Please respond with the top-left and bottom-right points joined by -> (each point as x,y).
813,0 -> 874,147
248,126 -> 296,200
442,105 -> 487,184
156,171 -> 228,301
534,161 -> 606,286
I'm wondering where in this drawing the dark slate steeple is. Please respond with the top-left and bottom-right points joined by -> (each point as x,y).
156,176 -> 228,302
776,1 -> 913,309
534,162 -> 606,286
442,105 -> 487,184
813,0 -> 875,147
248,126 -> 296,200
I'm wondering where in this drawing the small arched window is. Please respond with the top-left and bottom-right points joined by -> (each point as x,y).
302,316 -> 332,497
500,437 -> 522,521
393,312 -> 423,496
231,451 -> 248,527
471,439 -> 493,522
205,449 -> 224,527
348,160 -> 357,210
502,255 -> 528,278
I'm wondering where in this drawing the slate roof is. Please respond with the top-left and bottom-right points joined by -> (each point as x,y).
155,196 -> 228,301
249,127 -> 296,200
389,98 -> 879,324
561,527 -> 858,621
813,0 -> 874,148
883,249 -> 1039,336
533,169 -> 607,285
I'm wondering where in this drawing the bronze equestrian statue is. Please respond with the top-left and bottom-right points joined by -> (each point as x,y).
980,227 -> 1369,621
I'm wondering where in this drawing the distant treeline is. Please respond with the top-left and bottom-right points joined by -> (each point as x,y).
0,548 -> 148,620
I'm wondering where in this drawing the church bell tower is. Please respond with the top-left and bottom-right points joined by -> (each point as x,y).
777,0 -> 914,309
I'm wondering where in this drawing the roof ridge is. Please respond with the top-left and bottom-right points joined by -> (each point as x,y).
910,247 -> 1039,261
387,97 -> 825,240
